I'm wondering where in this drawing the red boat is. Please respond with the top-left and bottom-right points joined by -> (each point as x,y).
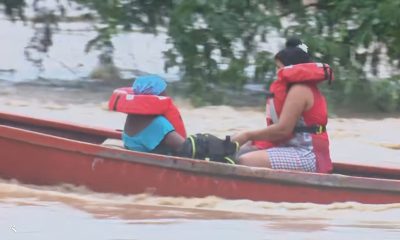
0,111 -> 399,204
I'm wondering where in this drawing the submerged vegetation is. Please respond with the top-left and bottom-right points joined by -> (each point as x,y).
1,0 -> 400,111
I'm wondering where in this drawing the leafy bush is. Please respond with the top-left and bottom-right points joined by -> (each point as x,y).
2,0 -> 400,112
371,77 -> 400,112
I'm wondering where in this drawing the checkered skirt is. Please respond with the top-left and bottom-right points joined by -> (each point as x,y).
267,147 -> 316,172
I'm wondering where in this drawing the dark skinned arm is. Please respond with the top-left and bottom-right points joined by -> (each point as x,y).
232,84 -> 313,145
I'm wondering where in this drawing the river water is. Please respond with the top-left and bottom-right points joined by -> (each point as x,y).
1,7 -> 400,239
2,179 -> 400,240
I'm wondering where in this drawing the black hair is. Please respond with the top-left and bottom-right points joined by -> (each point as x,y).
275,37 -> 311,66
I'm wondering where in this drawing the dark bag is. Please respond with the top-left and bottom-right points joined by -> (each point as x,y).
178,133 -> 239,164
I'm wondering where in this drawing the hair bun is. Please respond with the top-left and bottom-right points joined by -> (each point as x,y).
285,37 -> 302,48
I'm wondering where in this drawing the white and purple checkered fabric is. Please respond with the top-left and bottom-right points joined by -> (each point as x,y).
267,147 -> 316,172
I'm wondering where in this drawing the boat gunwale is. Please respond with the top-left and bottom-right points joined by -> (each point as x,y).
0,111 -> 121,139
1,123 -> 400,194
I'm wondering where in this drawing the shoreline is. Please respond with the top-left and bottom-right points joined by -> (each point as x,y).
2,80 -> 400,118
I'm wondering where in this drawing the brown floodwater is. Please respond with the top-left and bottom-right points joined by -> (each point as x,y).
1,85 -> 400,239
2,180 -> 400,240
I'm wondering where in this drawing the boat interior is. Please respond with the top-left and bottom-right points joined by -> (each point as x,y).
0,116 -> 111,144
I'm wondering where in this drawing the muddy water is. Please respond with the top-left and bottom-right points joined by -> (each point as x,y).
1,85 -> 400,239
2,181 -> 400,240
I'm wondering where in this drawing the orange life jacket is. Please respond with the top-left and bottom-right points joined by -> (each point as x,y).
108,87 -> 187,138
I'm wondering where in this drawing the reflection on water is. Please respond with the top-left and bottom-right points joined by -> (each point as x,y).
1,180 -> 400,240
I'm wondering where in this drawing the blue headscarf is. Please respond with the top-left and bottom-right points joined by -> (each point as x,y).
132,75 -> 167,95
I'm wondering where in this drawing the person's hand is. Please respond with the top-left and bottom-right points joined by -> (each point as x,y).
231,131 -> 251,146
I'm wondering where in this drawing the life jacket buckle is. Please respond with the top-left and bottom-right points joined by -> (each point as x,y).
316,125 -> 325,134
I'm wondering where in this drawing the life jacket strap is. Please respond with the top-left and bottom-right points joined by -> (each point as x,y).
294,125 -> 326,134
268,98 -> 279,124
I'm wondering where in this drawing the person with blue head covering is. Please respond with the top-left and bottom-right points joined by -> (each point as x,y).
115,74 -> 239,164
132,75 -> 167,95
122,75 -> 185,154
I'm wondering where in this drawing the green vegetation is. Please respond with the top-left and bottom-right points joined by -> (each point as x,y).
1,0 -> 400,111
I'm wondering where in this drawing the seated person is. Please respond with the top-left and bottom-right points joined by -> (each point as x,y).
109,75 -> 186,154
109,75 -> 239,163
232,38 -> 333,173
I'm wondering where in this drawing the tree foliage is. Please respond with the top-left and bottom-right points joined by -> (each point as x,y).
1,0 -> 400,110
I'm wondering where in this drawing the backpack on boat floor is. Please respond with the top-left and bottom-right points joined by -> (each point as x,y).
178,133 -> 239,164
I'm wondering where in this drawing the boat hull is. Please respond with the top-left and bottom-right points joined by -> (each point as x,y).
0,112 -> 400,204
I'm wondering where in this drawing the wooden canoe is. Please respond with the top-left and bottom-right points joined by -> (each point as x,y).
0,111 -> 399,204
